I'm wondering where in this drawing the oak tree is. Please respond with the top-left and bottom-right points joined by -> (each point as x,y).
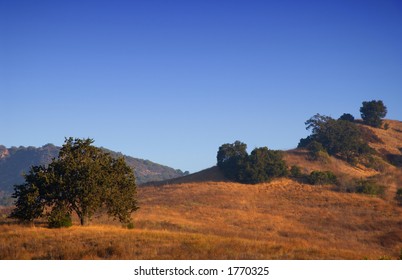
360,100 -> 387,128
10,138 -> 138,226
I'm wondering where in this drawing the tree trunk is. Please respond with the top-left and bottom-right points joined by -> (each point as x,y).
80,216 -> 88,226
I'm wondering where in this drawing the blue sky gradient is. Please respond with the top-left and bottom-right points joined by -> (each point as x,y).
1,0 -> 401,172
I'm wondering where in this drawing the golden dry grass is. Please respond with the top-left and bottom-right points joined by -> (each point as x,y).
367,120 -> 402,156
136,180 -> 402,259
283,149 -> 379,178
1,180 -> 402,260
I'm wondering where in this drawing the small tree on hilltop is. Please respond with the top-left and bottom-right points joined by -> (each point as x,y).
338,113 -> 355,122
360,100 -> 387,128
217,141 -> 248,181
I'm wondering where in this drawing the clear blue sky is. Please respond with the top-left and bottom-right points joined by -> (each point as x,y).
1,0 -> 401,173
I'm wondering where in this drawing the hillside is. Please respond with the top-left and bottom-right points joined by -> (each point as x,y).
1,180 -> 401,259
0,144 -> 187,205
1,120 -> 401,260
142,166 -> 228,186
156,120 -> 402,191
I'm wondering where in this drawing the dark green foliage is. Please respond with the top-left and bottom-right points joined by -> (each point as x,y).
217,142 -> 288,184
297,135 -> 314,149
217,141 -> 248,166
355,179 -> 386,196
217,141 -> 248,181
308,171 -> 338,185
387,154 -> 402,167
338,113 -> 355,122
244,147 -> 288,184
48,205 -> 72,228
360,100 -> 387,128
306,141 -> 327,161
299,114 -> 373,163
396,188 -> 402,205
290,165 -> 303,178
9,166 -> 48,224
104,157 -> 139,224
9,138 -> 139,226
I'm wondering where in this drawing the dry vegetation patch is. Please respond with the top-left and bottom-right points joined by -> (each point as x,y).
2,180 -> 402,260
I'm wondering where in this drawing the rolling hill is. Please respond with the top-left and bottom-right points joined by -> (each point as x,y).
147,120 -> 402,190
1,120 -> 401,260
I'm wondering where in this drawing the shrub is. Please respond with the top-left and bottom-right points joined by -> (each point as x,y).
290,165 -> 303,178
387,154 -> 402,167
396,188 -> 402,205
362,155 -> 388,171
355,179 -> 387,196
308,171 -> 338,185
307,141 -> 327,161
48,206 -> 72,228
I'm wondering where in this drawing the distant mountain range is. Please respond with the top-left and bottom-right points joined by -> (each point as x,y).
0,144 -> 188,205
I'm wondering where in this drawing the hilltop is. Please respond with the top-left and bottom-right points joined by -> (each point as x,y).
148,119 -> 402,189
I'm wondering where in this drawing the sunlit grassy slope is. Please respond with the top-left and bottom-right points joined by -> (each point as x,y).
1,180 -> 402,259
0,120 -> 401,260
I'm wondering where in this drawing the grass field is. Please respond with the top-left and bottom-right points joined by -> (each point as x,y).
1,179 -> 402,260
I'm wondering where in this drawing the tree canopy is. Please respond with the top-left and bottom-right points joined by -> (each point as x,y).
360,100 -> 387,128
298,114 -> 373,163
338,113 -> 355,122
217,142 -> 288,184
244,147 -> 288,184
217,141 -> 248,181
10,138 -> 138,226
